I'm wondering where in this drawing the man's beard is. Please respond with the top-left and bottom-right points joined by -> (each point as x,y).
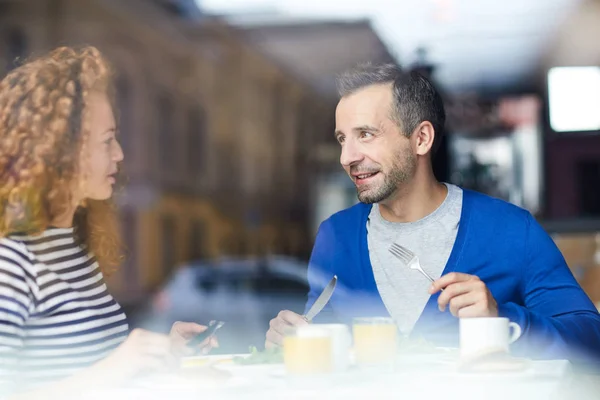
356,148 -> 415,204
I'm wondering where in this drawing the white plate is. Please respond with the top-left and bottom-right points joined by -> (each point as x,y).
180,353 -> 249,368
180,353 -> 285,386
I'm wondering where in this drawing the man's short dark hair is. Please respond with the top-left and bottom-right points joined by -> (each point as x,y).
336,63 -> 445,154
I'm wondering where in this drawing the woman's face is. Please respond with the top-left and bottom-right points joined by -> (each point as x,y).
79,92 -> 124,201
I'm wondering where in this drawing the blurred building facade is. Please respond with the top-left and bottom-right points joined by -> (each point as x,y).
9,0 -> 600,310
227,17 -> 398,232
0,0 -> 336,304
539,0 -> 600,221
537,0 -> 600,305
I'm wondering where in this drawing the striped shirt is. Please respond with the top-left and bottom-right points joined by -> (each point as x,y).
0,227 -> 128,394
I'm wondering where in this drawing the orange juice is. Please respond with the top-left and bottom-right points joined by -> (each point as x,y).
353,319 -> 398,365
283,330 -> 332,374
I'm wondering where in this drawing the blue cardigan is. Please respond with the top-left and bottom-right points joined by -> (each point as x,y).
305,189 -> 600,364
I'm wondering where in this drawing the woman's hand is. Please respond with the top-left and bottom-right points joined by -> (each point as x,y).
99,328 -> 174,379
169,321 -> 219,357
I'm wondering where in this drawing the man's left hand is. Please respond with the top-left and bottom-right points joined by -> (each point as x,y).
428,272 -> 498,318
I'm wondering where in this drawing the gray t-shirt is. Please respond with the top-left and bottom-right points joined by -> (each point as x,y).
367,183 -> 463,335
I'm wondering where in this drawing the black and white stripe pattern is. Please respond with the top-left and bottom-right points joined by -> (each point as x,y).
0,228 -> 128,392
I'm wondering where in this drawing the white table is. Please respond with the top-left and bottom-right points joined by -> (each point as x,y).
85,359 -> 586,400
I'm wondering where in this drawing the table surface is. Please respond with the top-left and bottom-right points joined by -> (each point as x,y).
83,356 -> 600,400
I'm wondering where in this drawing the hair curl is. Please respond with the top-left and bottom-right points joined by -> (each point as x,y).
0,46 -> 124,275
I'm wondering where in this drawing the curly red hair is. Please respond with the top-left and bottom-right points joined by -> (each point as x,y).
0,46 -> 124,275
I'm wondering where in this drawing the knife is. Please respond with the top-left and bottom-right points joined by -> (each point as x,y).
304,275 -> 337,322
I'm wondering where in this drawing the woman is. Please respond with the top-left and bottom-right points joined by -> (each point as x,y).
0,46 -> 215,398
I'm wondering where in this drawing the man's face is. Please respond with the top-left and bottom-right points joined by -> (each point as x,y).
335,84 -> 416,204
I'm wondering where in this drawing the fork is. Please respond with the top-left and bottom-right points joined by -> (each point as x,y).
389,243 -> 442,290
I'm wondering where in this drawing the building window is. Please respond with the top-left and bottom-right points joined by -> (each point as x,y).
157,93 -> 175,171
116,74 -> 132,159
187,106 -> 206,178
161,215 -> 177,277
578,160 -> 600,217
294,99 -> 309,187
188,219 -> 206,261
271,82 -> 285,185
120,209 -> 137,284
5,28 -> 27,72
272,82 -> 284,134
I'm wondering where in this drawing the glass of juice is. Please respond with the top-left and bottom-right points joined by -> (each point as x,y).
352,317 -> 398,367
283,325 -> 333,375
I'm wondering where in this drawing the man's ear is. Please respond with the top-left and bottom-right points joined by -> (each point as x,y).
414,121 -> 435,156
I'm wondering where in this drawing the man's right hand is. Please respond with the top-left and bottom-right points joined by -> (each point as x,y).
265,310 -> 309,348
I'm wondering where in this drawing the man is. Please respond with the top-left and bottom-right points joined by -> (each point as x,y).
266,63 -> 600,364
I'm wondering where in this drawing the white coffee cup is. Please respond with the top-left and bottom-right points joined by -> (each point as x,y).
317,324 -> 351,372
459,317 -> 522,359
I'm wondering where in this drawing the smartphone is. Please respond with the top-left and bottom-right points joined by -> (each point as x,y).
186,320 -> 225,348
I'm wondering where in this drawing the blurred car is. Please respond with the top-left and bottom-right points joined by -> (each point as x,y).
132,255 -> 309,354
